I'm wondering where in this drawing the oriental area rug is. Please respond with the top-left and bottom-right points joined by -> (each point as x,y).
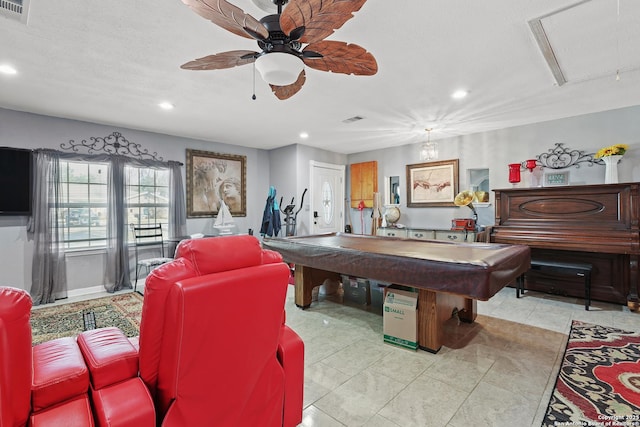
30,292 -> 143,345
542,321 -> 640,426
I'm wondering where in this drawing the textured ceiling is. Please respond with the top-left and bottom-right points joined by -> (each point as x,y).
1,0 -> 639,154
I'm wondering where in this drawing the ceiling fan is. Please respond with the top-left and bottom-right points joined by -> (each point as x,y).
179,0 -> 378,100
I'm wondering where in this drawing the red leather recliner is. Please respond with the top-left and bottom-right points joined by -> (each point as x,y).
139,235 -> 304,426
1,235 -> 304,427
0,287 -> 96,426
0,288 -> 155,427
80,235 -> 304,426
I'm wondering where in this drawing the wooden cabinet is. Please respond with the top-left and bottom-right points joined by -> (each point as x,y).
378,227 -> 407,238
377,228 -> 475,242
350,161 -> 377,208
407,229 -> 435,240
435,230 -> 475,242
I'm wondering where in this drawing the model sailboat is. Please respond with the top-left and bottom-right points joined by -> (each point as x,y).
213,200 -> 235,235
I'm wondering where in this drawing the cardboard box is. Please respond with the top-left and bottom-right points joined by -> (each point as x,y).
341,275 -> 371,305
383,287 -> 418,350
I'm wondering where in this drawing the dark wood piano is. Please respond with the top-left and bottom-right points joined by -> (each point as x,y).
490,183 -> 640,310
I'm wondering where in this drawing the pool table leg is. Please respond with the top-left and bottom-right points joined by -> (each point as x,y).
417,289 -> 477,353
294,266 -> 341,309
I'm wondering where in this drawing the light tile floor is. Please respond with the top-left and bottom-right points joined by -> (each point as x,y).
39,280 -> 640,427
284,286 -> 640,427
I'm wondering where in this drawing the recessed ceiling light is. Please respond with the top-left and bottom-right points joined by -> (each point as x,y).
0,65 -> 17,75
159,102 -> 174,110
451,90 -> 468,99
299,132 -> 309,139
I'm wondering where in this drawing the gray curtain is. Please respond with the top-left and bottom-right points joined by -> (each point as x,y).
27,150 -> 66,305
104,157 -> 186,292
29,149 -> 186,298
169,160 -> 187,239
105,156 -> 130,292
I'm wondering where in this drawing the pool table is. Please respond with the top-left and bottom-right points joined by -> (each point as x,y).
263,232 -> 530,352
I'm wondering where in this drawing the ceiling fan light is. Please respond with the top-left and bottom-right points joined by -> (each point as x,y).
255,53 -> 304,86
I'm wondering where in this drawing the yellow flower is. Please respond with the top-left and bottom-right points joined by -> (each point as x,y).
594,144 -> 628,159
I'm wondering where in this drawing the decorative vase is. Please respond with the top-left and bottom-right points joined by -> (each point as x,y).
508,163 -> 521,186
602,155 -> 622,184
524,159 -> 540,187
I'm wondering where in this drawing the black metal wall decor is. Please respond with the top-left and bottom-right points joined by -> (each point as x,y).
536,143 -> 598,169
60,132 -> 163,161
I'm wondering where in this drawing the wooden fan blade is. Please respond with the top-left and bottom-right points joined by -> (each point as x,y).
181,0 -> 269,40
181,50 -> 258,70
303,41 -> 377,75
280,0 -> 367,43
270,70 -> 306,100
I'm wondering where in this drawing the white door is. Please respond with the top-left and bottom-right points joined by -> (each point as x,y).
310,161 -> 345,235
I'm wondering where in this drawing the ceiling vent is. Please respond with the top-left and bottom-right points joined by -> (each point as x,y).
1,0 -> 30,24
342,116 -> 365,124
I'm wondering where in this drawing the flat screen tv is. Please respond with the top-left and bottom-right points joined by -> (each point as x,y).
0,147 -> 32,216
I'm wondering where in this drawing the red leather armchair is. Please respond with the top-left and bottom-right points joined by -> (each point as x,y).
138,235 -> 304,426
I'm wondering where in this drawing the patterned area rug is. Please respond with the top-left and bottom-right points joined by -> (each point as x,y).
542,321 -> 640,426
30,292 -> 143,345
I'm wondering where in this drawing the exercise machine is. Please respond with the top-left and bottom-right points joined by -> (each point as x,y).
280,188 -> 307,237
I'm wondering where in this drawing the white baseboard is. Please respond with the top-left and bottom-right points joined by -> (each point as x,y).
65,285 -> 109,299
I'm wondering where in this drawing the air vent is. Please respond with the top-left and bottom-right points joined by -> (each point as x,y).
1,0 -> 29,24
342,116 -> 365,124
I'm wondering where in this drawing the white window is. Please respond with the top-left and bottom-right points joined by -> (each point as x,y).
57,161 -> 171,249
126,166 -> 170,241
58,161 -> 109,249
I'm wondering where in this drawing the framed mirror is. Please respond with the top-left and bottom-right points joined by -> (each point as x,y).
384,175 -> 401,205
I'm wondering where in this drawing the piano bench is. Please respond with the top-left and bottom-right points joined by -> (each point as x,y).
517,259 -> 593,310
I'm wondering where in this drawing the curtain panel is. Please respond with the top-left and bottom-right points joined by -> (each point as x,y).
28,149 -> 186,302
27,150 -> 66,305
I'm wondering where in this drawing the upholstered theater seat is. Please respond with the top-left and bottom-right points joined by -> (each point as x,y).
140,235 -> 304,427
0,287 -> 95,427
1,235 -> 304,427
76,326 -> 156,426
31,336 -> 90,412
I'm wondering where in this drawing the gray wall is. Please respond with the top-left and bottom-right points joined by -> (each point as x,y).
268,144 -> 347,237
1,104 -> 638,296
347,105 -> 640,234
0,107 -> 271,294
267,144 -> 298,236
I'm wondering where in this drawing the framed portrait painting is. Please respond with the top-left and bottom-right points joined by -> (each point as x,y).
186,149 -> 246,217
406,159 -> 459,207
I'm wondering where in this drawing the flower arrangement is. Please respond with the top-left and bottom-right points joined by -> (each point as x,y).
594,144 -> 628,159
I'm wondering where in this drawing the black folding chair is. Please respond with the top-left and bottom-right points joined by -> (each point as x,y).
130,224 -> 173,291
